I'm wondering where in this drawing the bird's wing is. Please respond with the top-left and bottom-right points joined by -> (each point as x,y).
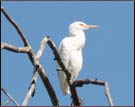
57,38 -> 71,95
58,38 -> 70,69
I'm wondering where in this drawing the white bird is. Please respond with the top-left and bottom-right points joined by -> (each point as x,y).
57,21 -> 99,95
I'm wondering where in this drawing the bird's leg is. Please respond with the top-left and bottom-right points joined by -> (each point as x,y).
73,80 -> 78,87
69,74 -> 77,85
69,79 -> 74,85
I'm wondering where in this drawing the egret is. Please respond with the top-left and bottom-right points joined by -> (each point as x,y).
57,21 -> 99,95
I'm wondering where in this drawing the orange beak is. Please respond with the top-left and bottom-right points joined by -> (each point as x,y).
86,24 -> 99,29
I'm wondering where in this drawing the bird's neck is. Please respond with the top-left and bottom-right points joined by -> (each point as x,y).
69,30 -> 86,49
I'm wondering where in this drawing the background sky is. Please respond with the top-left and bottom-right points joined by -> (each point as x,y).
1,1 -> 134,106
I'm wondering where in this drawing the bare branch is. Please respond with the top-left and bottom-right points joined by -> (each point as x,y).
74,78 -> 105,87
1,87 -> 19,106
1,6 -> 36,65
1,6 -> 114,106
47,37 -> 80,106
1,7 -> 29,46
1,42 -> 30,53
22,68 -> 38,106
1,7 -> 59,106
105,82 -> 114,106
22,37 -> 50,105
74,79 -> 114,106
37,64 -> 59,106
35,36 -> 49,60
22,61 -> 59,106
2,99 -> 11,106
22,36 -> 57,105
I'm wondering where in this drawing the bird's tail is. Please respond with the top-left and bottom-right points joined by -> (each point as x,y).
57,68 -> 70,95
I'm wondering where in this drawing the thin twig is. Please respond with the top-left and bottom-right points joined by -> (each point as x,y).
1,42 -> 30,53
1,87 -> 19,106
105,82 -> 114,106
2,99 -> 11,106
35,36 -> 49,60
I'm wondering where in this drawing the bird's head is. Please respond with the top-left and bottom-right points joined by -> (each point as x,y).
69,21 -> 99,31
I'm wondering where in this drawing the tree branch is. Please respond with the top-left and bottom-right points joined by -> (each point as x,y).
74,78 -> 105,87
35,36 -> 49,60
1,42 -> 30,53
1,87 -> 19,106
74,79 -> 114,106
37,64 -> 59,106
1,6 -> 36,65
1,6 -> 114,106
22,36 -> 56,105
2,99 -> 11,106
21,36 -> 59,106
22,62 -> 59,106
105,82 -> 114,106
1,6 -> 29,46
22,68 -> 38,106
1,7 -> 59,106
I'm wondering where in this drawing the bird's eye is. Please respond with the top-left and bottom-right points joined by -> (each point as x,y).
79,23 -> 84,26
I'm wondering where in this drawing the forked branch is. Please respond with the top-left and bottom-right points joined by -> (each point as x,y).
74,79 -> 114,106
1,87 -> 19,106
1,7 -> 59,106
1,6 -> 114,106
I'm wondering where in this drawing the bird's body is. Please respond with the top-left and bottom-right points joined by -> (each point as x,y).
57,21 -> 98,95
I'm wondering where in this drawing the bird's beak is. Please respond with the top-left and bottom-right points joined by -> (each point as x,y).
86,24 -> 99,29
